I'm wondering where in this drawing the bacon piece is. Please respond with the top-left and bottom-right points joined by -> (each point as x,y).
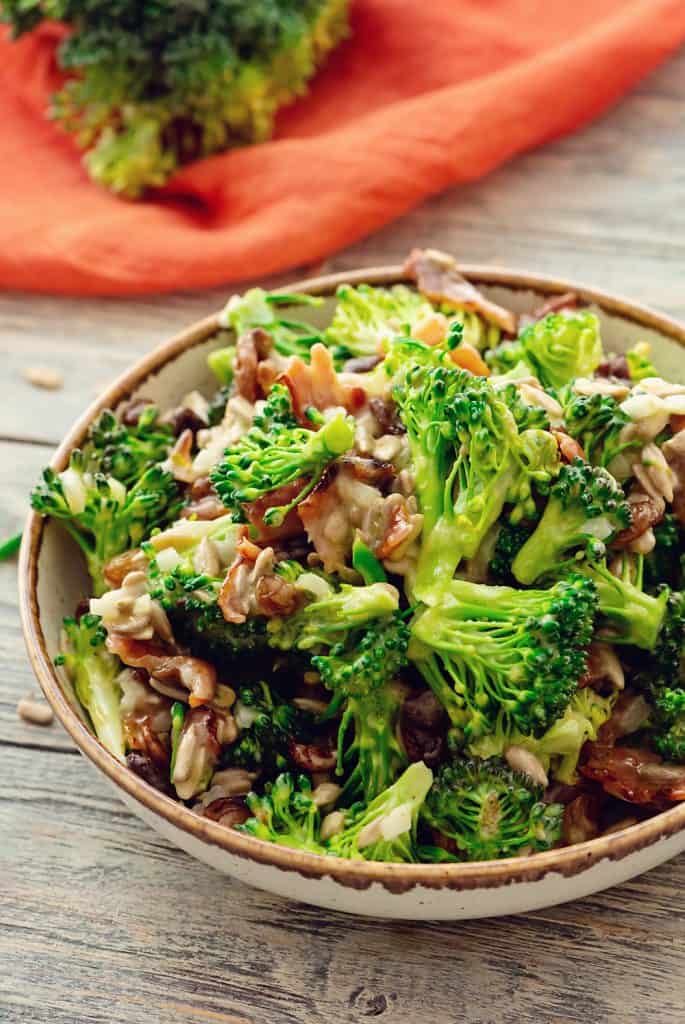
597,692 -> 651,746
279,343 -> 366,425
404,248 -> 517,334
255,574 -> 303,617
373,493 -> 421,560
218,538 -> 300,622
288,738 -> 337,772
234,327 -> 273,402
244,479 -> 308,542
581,745 -> 685,806
107,635 -> 216,707
552,429 -> 586,465
339,455 -> 395,489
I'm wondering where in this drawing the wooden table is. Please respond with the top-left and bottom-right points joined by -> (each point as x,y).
3,53 -> 685,1024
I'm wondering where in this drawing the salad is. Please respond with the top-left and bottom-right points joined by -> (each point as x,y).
33,249 -> 685,864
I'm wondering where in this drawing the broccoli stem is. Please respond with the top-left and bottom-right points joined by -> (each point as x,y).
0,532 -> 22,560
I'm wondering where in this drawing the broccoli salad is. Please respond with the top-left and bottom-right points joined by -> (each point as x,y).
34,249 -> 685,864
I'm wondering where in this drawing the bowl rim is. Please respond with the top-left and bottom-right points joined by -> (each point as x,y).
19,262 -> 685,895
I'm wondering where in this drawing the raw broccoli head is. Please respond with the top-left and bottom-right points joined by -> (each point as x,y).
228,681 -> 311,775
495,381 -> 551,433
219,289 -> 324,362
324,283 -> 435,362
393,359 -> 559,596
511,459 -> 631,585
486,312 -> 604,389
327,761 -> 434,862
267,581 -> 401,652
626,341 -> 658,383
210,407 -> 354,527
649,688 -> 685,762
32,453 -> 182,594
239,772 -> 325,853
559,390 -> 636,470
409,574 -> 597,741
488,522 -> 535,585
84,406 -> 174,486
422,758 -> 563,861
313,614 -> 410,802
3,1 -> 350,195
56,613 -> 124,759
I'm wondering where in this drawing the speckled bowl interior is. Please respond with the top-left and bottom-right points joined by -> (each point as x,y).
19,265 -> 685,920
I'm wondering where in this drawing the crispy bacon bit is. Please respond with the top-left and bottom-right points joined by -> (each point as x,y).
598,692 -> 651,746
219,540 -> 300,622
107,635 -> 217,707
255,574 -> 303,618
103,548 -> 147,589
340,455 -> 396,489
404,248 -> 517,334
562,792 -> 603,845
581,744 -> 685,806
244,479 -> 308,542
670,414 -> 685,435
279,343 -> 366,425
373,493 -> 422,560
613,493 -> 663,548
597,353 -> 630,380
532,291 -> 578,321
288,738 -> 337,773
552,429 -> 586,465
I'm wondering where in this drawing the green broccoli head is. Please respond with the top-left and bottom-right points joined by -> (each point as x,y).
649,688 -> 685,762
625,342 -> 658,383
313,613 -> 410,802
486,312 -> 604,389
495,381 -> 551,433
560,390 -> 636,471
219,288 -> 324,361
324,283 -> 435,362
56,613 -> 124,759
488,522 -> 535,585
239,772 -> 325,853
32,453 -> 182,595
228,682 -> 311,775
267,581 -> 401,652
84,406 -> 174,486
409,574 -> 597,741
511,459 -> 631,585
580,561 -> 670,650
210,406 -> 354,527
327,761 -> 434,862
422,758 -> 563,861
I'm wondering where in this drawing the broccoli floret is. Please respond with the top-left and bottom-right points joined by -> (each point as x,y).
470,687 -> 617,785
56,614 -> 124,759
649,688 -> 685,761
324,283 -> 435,362
644,515 -> 685,593
327,762 -> 434,862
560,390 -> 637,470
313,614 -> 410,802
3,1 -> 350,196
239,772 -> 325,853
488,521 -> 535,585
267,581 -> 400,652
251,382 -> 299,432
32,453 -> 182,595
580,560 -> 669,650
228,682 -> 309,775
422,758 -> 563,861
392,360 -> 559,596
219,288 -> 324,361
495,381 -> 551,433
486,312 -> 604,389
409,574 -> 597,741
511,459 -> 631,585
211,409 -> 354,527
83,407 -> 174,486
626,341 -> 658,382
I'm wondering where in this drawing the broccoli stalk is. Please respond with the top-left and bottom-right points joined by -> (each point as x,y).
511,459 -> 632,586
486,312 -> 604,388
409,574 -> 597,741
327,761 -> 434,862
313,613 -> 410,802
211,410 -> 355,527
392,360 -> 559,597
422,758 -> 563,861
32,452 -> 182,595
56,614 -> 124,759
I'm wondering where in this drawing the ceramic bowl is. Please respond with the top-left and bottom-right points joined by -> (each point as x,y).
19,264 -> 685,920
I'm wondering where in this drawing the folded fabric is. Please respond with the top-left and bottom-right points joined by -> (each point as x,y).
0,1 -> 684,296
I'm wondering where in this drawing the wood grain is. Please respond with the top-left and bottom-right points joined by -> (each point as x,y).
2,49 -> 685,1024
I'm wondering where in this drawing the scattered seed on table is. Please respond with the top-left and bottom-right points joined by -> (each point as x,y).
22,366 -> 64,390
17,697 -> 54,726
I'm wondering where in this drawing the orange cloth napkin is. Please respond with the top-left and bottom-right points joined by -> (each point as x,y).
0,1 -> 684,296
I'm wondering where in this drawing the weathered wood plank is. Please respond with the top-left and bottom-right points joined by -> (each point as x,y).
1,743 -> 684,1024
